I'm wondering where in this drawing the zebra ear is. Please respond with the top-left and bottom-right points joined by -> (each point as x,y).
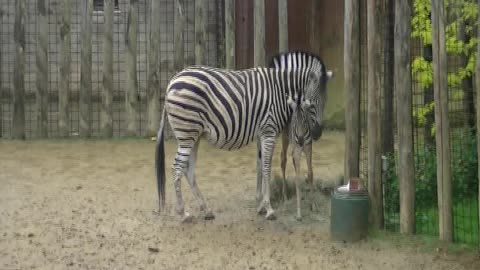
326,70 -> 333,79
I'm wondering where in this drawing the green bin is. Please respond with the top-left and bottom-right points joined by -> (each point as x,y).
330,190 -> 369,242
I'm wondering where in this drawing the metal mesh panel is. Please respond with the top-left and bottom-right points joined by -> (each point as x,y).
0,0 -> 222,138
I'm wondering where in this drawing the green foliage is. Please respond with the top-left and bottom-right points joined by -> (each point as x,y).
411,0 -> 478,130
384,129 -> 479,243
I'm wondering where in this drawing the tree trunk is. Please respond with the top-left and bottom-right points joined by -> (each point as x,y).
344,0 -> 361,182
101,0 -> 114,137
431,0 -> 453,242
395,0 -> 415,235
254,0 -> 265,66
367,0 -> 384,230
80,0 -> 92,138
146,0 -> 162,137
13,0 -> 26,140
59,0 -> 71,138
125,0 -> 139,137
476,0 -> 480,244
225,0 -> 236,69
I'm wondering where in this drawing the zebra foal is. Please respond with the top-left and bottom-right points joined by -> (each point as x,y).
285,92 -> 314,220
155,51 -> 332,222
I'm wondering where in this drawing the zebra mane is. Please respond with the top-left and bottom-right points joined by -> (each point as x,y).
268,50 -> 325,70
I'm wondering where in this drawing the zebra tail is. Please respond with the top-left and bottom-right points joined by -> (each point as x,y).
155,107 -> 167,211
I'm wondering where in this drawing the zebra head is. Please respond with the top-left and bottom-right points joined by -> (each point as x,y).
286,92 -> 311,147
303,65 -> 333,140
270,51 -> 333,140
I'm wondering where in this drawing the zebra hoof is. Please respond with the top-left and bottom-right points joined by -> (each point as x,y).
257,206 -> 267,215
265,210 -> 276,220
181,212 -> 194,224
296,215 -> 302,221
204,211 -> 215,220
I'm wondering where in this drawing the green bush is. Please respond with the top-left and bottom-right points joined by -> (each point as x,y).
385,129 -> 478,211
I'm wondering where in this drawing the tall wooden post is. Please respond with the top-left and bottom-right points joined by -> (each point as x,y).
36,0 -> 48,138
344,0 -> 360,182
254,0 -> 265,66
59,0 -> 71,138
125,0 -> 139,137
80,0 -> 92,138
476,0 -> 480,246
367,0 -> 384,230
278,0 -> 288,53
195,0 -> 206,65
174,0 -> 185,72
101,0 -> 114,137
225,0 -> 235,69
431,0 -> 453,242
13,0 -> 26,140
383,0 -> 395,155
146,0 -> 162,137
395,0 -> 415,234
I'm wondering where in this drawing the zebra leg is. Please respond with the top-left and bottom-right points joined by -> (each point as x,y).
280,131 -> 289,202
304,142 -> 317,211
256,135 -> 276,220
256,139 -> 264,205
185,140 -> 215,220
292,146 -> 303,220
172,146 -> 193,223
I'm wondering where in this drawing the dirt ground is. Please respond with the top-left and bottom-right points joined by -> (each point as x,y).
1,131 -> 479,270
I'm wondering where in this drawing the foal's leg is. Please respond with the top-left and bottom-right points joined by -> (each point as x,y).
185,140 -> 214,220
304,143 -> 316,211
280,131 -> 289,202
292,146 -> 303,220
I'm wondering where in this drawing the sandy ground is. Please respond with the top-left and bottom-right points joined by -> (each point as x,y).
0,131 -> 479,270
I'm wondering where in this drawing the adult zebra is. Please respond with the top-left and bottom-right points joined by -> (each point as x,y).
155,51 -> 332,222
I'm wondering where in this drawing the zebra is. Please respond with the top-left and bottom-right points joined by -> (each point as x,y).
285,91 -> 313,220
155,51 -> 333,222
256,51 -> 333,208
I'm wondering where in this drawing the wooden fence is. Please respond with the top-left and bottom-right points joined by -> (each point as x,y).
0,0 -> 224,139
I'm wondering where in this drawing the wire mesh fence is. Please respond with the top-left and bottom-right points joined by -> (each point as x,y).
0,0 -> 222,138
360,0 -> 479,245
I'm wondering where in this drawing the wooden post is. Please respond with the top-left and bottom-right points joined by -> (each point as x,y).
395,0 -> 415,234
36,0 -> 48,138
0,11 -> 3,138
101,0 -> 114,137
125,0 -> 139,137
13,0 -> 26,140
254,0 -> 265,66
476,0 -> 480,246
367,0 -> 384,230
225,0 -> 235,69
195,0 -> 206,65
344,0 -> 361,182
431,0 -> 453,242
174,0 -> 185,72
59,0 -> 71,138
278,0 -> 288,53
146,0 -> 162,137
80,0 -> 92,138
383,0 -> 395,155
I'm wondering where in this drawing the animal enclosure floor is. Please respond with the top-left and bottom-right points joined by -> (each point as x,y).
0,132 -> 478,270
